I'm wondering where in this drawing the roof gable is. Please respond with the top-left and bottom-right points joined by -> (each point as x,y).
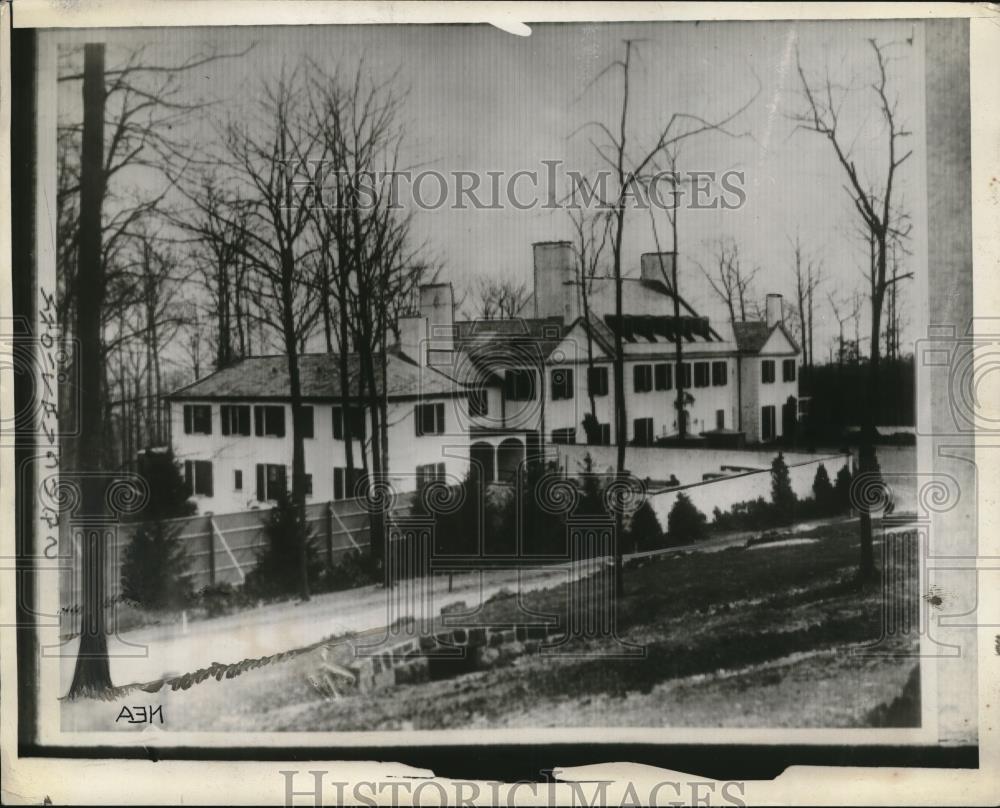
759,325 -> 799,355
733,321 -> 800,355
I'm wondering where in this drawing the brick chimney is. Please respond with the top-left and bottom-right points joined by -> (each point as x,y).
766,293 -> 784,329
532,241 -> 578,323
640,252 -> 676,286
420,283 -> 455,366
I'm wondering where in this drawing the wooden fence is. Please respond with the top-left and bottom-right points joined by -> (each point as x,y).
59,492 -> 415,636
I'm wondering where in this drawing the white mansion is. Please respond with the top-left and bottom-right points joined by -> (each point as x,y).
167,243 -> 800,513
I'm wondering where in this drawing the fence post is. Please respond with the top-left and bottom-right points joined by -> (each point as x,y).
325,502 -> 335,574
207,515 -> 216,586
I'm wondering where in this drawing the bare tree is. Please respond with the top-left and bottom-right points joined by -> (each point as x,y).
67,43 -> 111,698
580,39 -> 758,597
473,277 -> 531,321
307,60 -> 429,578
700,237 -> 759,327
222,67 -> 326,601
793,38 -> 914,579
788,232 -> 823,371
568,205 -> 611,431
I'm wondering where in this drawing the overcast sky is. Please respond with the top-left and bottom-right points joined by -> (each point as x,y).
56,19 -> 927,362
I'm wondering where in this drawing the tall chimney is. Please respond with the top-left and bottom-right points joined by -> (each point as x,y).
532,241 -> 578,323
640,252 -> 676,286
399,312 -> 428,366
766,293 -> 784,329
420,283 -> 455,366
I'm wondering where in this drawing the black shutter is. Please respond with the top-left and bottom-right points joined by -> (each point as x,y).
221,406 -> 230,436
276,407 -> 286,437
184,460 -> 193,495
256,464 -> 265,500
203,461 -> 214,497
414,405 -> 423,437
183,406 -> 192,434
436,403 -> 444,433
277,465 -> 287,495
254,406 -> 263,436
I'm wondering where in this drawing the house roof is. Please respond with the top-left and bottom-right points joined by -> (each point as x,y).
166,350 -> 462,402
732,321 -> 801,354
453,317 -> 567,373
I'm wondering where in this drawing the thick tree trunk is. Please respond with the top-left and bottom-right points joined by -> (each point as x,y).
68,43 -> 112,698
280,262 -> 310,602
858,235 -> 887,582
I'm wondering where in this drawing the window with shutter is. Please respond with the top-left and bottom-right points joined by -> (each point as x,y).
762,360 -> 776,384
504,369 -> 535,401
679,363 -> 692,388
633,364 -> 653,393
587,366 -> 609,397
694,362 -> 710,388
183,404 -> 212,435
255,463 -> 286,500
550,368 -> 574,400
221,405 -> 251,435
255,405 -> 285,436
415,403 -> 445,435
654,363 -> 672,391
633,418 -> 654,446
299,406 -> 314,438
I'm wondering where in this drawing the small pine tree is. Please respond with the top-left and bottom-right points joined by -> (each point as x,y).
834,464 -> 854,512
812,463 -> 834,513
121,523 -> 193,610
120,451 -> 197,611
245,490 -> 321,599
626,499 -> 664,552
135,450 -> 197,521
576,453 -> 607,517
770,452 -> 796,519
666,492 -> 707,545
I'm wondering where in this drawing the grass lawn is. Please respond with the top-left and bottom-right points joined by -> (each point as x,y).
64,519 -> 920,732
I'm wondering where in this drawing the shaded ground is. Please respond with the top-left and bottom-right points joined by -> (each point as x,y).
64,520 -> 920,732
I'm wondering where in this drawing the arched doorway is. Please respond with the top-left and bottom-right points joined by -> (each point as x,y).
497,437 -> 525,481
470,441 -> 496,483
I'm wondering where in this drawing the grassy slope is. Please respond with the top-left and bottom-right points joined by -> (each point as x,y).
64,521 -> 920,732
